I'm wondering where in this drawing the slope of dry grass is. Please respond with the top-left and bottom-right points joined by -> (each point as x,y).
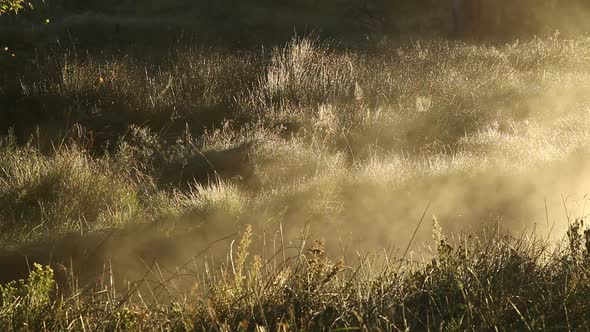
1,35 -> 590,330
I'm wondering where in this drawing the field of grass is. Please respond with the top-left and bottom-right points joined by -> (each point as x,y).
2,26 -> 590,330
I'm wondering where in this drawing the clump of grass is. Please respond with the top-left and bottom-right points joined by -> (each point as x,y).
253,37 -> 357,110
175,181 -> 247,220
0,135 -> 142,242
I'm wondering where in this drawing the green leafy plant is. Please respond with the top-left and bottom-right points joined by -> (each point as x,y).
0,0 -> 32,15
0,263 -> 55,330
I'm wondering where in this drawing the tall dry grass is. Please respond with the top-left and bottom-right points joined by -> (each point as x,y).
1,35 -> 590,329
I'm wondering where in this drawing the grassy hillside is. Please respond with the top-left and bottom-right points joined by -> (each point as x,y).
1,7 -> 590,327
3,36 -> 590,244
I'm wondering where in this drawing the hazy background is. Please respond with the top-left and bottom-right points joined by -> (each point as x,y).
4,0 -> 590,50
